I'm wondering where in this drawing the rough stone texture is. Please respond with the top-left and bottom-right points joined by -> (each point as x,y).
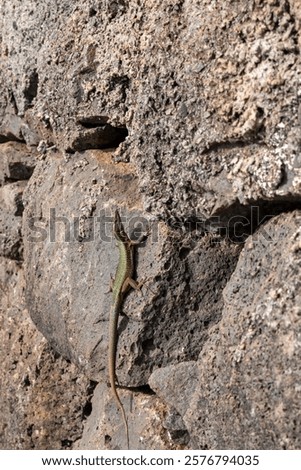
0,112 -> 93,453
23,149 -> 240,387
0,142 -> 38,260
0,142 -> 37,184
150,211 -> 301,449
73,381 -> 184,450
1,0 -> 301,451
0,257 -> 92,450
0,182 -> 24,259
1,0 -> 301,221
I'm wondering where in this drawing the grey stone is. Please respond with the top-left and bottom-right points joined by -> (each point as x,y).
22,150 -> 240,387
1,1 -> 300,220
149,362 -> 198,418
151,212 -> 301,449
73,381 -> 173,450
1,0 -> 301,451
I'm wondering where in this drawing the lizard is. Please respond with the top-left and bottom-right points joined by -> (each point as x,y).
108,209 -> 148,450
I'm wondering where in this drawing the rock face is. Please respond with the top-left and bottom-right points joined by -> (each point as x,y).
0,145 -> 92,450
150,211 -> 301,449
1,0 -> 301,450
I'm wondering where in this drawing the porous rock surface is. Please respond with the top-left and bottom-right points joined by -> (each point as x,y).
150,211 -> 301,449
1,0 -> 300,450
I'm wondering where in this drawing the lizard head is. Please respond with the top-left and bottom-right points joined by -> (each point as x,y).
113,210 -> 129,242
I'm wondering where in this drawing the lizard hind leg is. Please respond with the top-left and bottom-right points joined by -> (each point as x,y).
122,277 -> 147,300
129,277 -> 153,296
121,276 -> 140,293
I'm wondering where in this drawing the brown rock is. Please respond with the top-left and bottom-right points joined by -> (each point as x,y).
1,0 -> 301,451
0,257 -> 91,449
150,211 -> 301,449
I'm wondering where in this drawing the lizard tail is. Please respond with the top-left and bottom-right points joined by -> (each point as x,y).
108,303 -> 130,450
111,383 -> 129,450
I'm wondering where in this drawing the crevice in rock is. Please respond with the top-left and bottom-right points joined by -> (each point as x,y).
4,161 -> 35,183
77,116 -> 109,127
208,197 -> 301,243
128,384 -> 155,395
68,118 -> 128,152
82,380 -> 98,419
0,133 -> 26,144
24,69 -> 39,108
4,238 -> 23,262
169,198 -> 301,244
